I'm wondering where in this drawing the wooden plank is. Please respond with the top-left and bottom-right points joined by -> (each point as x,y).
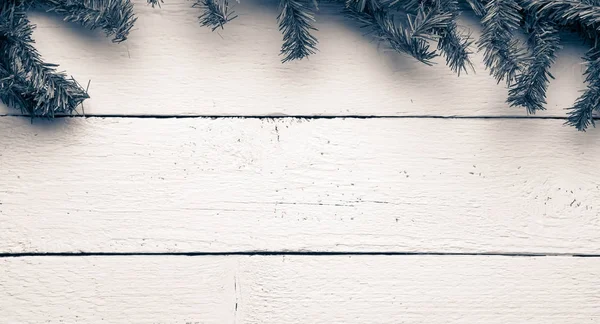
2,255 -> 599,323
1,117 -> 599,254
0,256 -> 238,323
239,255 -> 600,324
0,0 -> 587,117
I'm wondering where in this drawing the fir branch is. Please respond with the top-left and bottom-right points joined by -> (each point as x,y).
437,22 -> 474,74
148,0 -> 163,8
522,0 -> 600,32
0,2 -> 89,117
465,0 -> 486,16
378,0 -> 420,11
346,0 -> 383,13
431,0 -> 474,74
380,0 -> 474,74
566,46 -> 600,131
194,0 -> 237,31
277,0 -> 318,62
478,0 -> 527,84
0,59 -> 29,113
345,5 -> 453,65
36,0 -> 137,43
408,5 -> 455,41
346,0 -> 373,12
507,18 -> 561,113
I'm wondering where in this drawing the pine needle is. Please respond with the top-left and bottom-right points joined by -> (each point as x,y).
431,0 -> 474,75
523,0 -> 600,32
566,46 -> 600,131
478,0 -> 527,84
508,18 -> 561,114
344,3 -> 453,65
377,0 -> 474,74
278,0 -> 319,62
36,0 -> 137,43
2,0 -> 600,131
0,2 -> 89,117
148,0 -> 163,8
194,0 -> 237,31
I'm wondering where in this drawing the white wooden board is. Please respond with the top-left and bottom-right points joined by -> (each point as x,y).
0,0 -> 588,117
2,117 -> 599,254
0,256 -> 238,323
239,255 -> 600,324
2,255 -> 599,323
1,1 -> 599,320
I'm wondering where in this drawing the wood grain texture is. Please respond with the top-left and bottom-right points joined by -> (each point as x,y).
240,255 -> 600,324
1,117 -> 599,254
0,0 -> 588,117
2,2 -> 597,321
0,256 -> 238,323
2,256 -> 599,323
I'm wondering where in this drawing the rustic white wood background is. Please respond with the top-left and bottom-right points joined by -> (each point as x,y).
2,0 -> 600,323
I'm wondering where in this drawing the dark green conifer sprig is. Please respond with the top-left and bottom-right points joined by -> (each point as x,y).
427,0 -> 475,75
437,22 -> 474,74
150,0 -> 317,61
0,2 -> 89,117
2,0 -> 599,130
522,0 -> 600,32
409,4 -> 456,40
36,0 -> 137,43
465,0 -> 486,16
169,0 -> 600,129
0,61 -> 25,113
148,0 -> 163,8
0,0 -> 135,117
356,0 -> 474,73
194,0 -> 237,31
345,9 -> 435,65
277,0 -> 319,62
507,17 -> 561,114
478,0 -> 527,84
346,0 -> 379,13
566,46 -> 600,130
344,3 -> 454,65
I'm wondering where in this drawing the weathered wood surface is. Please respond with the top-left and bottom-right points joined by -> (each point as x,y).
2,256 -> 599,323
0,256 -> 238,323
1,1 -> 599,322
1,117 -> 598,254
0,0 -> 588,117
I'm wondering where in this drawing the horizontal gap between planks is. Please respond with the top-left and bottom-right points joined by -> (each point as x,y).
0,114 -> 594,120
1,251 -> 600,258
